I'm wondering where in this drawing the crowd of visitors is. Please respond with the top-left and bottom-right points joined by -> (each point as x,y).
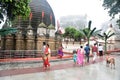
41,41 -> 104,69
72,43 -> 104,66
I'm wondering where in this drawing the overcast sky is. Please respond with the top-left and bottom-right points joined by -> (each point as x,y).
47,0 -> 111,29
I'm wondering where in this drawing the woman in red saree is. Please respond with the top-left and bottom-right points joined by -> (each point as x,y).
43,44 -> 51,69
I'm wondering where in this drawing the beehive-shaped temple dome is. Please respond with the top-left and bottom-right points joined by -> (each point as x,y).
1,0 -> 56,50
16,0 -> 55,30
29,0 -> 55,28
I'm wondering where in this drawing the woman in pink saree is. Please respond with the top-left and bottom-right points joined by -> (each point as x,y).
77,46 -> 84,66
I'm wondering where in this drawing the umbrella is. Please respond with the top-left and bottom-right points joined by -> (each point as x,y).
0,27 -> 17,36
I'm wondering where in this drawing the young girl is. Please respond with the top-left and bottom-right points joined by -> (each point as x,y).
73,50 -> 77,64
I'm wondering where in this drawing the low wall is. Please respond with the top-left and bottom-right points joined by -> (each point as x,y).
0,50 -> 57,59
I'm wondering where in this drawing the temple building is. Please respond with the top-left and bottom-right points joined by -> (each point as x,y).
0,0 -> 61,58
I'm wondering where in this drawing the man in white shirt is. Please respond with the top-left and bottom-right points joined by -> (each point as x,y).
98,44 -> 103,56
41,42 -> 46,57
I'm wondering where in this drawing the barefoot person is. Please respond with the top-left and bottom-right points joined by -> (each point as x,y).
43,44 -> 51,69
57,44 -> 64,58
73,50 -> 77,65
84,44 -> 90,63
77,46 -> 84,66
92,44 -> 98,63
98,44 -> 103,57
80,46 -> 85,66
41,42 -> 46,69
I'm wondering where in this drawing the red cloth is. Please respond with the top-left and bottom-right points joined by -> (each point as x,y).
92,46 -> 98,52
45,47 -> 48,55
43,57 -> 50,67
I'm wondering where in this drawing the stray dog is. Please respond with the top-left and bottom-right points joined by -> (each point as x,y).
106,55 -> 115,69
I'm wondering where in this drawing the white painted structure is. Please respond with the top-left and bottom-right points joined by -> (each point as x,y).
106,24 -> 120,50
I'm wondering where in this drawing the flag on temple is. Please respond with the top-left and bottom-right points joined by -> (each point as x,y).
57,20 -> 60,30
50,13 -> 52,22
29,12 -> 32,20
42,10 -> 44,18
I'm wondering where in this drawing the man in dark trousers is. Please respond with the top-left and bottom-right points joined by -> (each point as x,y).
84,44 -> 90,63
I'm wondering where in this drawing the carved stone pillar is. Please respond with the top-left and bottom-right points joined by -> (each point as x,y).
15,32 -> 24,50
55,34 -> 62,50
26,35 -> 35,50
48,37 -> 56,50
37,36 -> 46,50
26,25 -> 35,50
5,35 -> 14,50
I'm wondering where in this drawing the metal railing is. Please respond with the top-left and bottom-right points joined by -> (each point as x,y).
0,50 -> 57,59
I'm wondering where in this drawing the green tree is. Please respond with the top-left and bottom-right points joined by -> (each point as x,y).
0,0 -> 31,36
98,31 -> 115,54
0,0 -> 31,20
63,27 -> 76,41
102,0 -> 120,28
79,20 -> 101,46
102,0 -> 120,18
63,26 -> 85,43
74,30 -> 82,41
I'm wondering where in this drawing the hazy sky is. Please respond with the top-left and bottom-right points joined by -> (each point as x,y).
47,0 -> 111,29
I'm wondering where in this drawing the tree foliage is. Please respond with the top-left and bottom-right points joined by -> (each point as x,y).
0,0 -> 31,20
102,0 -> 120,18
98,31 -> 115,54
64,27 -> 76,38
79,21 -> 101,46
63,26 -> 83,41
0,0 -> 31,36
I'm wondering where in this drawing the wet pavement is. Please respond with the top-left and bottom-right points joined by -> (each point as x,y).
0,53 -> 120,80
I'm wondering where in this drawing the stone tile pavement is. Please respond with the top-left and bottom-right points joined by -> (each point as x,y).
0,53 -> 120,80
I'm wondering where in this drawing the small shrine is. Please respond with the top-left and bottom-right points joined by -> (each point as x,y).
106,24 -> 120,50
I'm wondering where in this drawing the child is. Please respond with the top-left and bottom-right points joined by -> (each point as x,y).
73,50 -> 77,64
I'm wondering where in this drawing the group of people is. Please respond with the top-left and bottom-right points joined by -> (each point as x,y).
41,42 -> 65,70
73,46 -> 85,66
41,42 -> 103,69
73,43 -> 103,65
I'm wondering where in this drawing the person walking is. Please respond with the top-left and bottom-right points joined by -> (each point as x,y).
43,44 -> 51,70
84,44 -> 90,63
98,44 -> 103,57
92,43 -> 98,63
80,46 -> 85,66
57,44 -> 64,58
73,50 -> 77,65
41,42 -> 46,69
41,42 -> 46,57
77,46 -> 85,66
77,47 -> 81,64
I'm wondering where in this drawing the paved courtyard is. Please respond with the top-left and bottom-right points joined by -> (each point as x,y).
0,53 -> 120,80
